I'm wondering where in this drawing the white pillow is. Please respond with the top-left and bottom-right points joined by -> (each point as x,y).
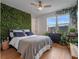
23,29 -> 30,32
13,30 -> 23,32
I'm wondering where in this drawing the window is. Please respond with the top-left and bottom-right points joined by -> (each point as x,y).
47,14 -> 70,33
47,17 -> 56,33
58,15 -> 70,32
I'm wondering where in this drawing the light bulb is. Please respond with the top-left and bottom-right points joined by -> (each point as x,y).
38,7 -> 43,10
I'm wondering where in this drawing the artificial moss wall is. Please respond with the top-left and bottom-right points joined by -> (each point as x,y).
1,3 -> 31,40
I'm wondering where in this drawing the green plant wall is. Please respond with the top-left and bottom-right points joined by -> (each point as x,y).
1,3 -> 31,41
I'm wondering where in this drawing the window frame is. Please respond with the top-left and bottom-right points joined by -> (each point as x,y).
47,13 -> 70,32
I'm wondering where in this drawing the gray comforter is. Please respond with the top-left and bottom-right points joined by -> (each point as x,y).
17,35 -> 52,59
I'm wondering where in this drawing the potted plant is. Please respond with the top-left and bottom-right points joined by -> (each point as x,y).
43,32 -> 49,36
59,32 -> 68,46
69,28 -> 76,35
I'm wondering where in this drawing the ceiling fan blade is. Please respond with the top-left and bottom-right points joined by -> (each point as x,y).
31,3 -> 38,7
31,3 -> 36,5
44,5 -> 51,7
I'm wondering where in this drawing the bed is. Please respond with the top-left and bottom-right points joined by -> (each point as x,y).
9,29 -> 52,59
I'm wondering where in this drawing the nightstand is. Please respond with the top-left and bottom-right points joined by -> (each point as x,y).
2,40 -> 9,50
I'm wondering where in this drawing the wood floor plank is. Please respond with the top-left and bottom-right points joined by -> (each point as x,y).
1,43 -> 72,59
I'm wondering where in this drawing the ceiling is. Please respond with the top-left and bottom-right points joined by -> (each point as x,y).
2,0 -> 77,16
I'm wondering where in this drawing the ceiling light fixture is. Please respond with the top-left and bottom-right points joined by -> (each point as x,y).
31,1 -> 51,11
38,7 -> 43,10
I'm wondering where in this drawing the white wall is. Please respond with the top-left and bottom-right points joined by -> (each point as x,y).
31,16 -> 38,34
31,12 -> 57,35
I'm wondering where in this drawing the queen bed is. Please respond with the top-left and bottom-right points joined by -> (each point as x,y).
9,29 -> 52,59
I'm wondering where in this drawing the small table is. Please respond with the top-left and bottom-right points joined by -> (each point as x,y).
70,43 -> 78,59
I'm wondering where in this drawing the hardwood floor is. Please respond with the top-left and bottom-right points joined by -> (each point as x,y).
0,43 -> 72,59
40,44 -> 72,59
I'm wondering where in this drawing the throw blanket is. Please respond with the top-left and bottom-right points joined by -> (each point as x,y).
10,35 -> 52,59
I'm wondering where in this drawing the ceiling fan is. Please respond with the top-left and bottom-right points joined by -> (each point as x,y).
31,1 -> 51,10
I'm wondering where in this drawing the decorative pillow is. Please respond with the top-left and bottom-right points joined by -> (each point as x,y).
12,30 -> 26,37
13,32 -> 25,37
25,32 -> 33,36
23,29 -> 33,36
10,32 -> 14,38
